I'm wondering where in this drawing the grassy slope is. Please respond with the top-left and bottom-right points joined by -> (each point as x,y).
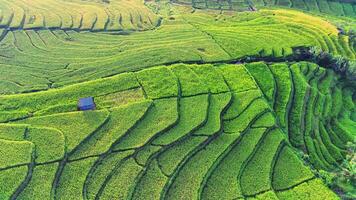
0,62 -> 353,199
0,1 -> 355,199
0,2 -> 354,94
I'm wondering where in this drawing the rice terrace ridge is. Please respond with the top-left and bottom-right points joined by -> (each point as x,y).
0,0 -> 355,200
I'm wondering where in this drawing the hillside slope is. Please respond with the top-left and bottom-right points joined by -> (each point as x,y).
0,62 -> 354,199
0,2 -> 354,94
0,0 -> 355,199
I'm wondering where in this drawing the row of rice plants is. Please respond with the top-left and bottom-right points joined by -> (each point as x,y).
0,62 -> 352,199
0,0 -> 161,31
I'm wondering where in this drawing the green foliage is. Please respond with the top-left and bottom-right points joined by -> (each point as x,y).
224,90 -> 262,120
202,128 -> 266,200
189,64 -> 230,93
289,63 -> 309,148
165,134 -> 237,200
134,145 -> 161,166
331,142 -> 356,200
136,67 -> 178,99
0,6 -> 353,95
248,191 -> 279,200
273,146 -> 315,190
95,88 -> 146,109
194,93 -> 231,135
27,127 -> 65,163
16,110 -> 109,153
113,98 -> 178,150
0,139 -> 34,169
252,112 -> 276,128
319,122 -> 344,161
240,128 -> 285,196
224,98 -> 270,133
170,64 -> 209,96
131,160 -> 167,200
85,150 -> 134,200
245,62 -> 275,104
0,72 -> 139,113
0,60 -> 354,199
269,63 -> 292,131
153,94 -> 209,145
100,158 -> 142,199
277,179 -> 339,200
56,158 -> 97,199
0,111 -> 29,123
0,124 -> 27,141
70,100 -> 152,160
217,64 -> 257,92
305,137 -> 330,170
18,163 -> 58,200
178,0 -> 355,18
34,103 -> 77,116
0,166 -> 28,200
331,119 -> 355,143
158,135 -> 207,176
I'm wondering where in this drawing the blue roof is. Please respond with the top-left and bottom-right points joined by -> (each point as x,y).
78,97 -> 95,110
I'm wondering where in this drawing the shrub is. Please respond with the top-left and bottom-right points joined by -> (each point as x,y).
134,145 -> 161,166
0,111 -> 29,123
305,137 -> 329,170
249,191 -> 279,200
0,124 -> 27,141
289,63 -> 309,148
0,72 -> 139,113
319,122 -> 344,161
308,46 -> 356,82
252,112 -> 276,128
268,63 -> 292,131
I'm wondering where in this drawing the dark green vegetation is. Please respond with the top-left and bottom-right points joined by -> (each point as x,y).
0,62 -> 354,199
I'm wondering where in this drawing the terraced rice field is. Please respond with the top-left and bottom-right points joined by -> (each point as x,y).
0,3 -> 355,94
0,0 -> 161,31
0,62 -> 354,199
0,0 -> 355,199
173,0 -> 356,17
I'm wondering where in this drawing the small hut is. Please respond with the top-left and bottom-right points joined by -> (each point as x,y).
78,97 -> 96,111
